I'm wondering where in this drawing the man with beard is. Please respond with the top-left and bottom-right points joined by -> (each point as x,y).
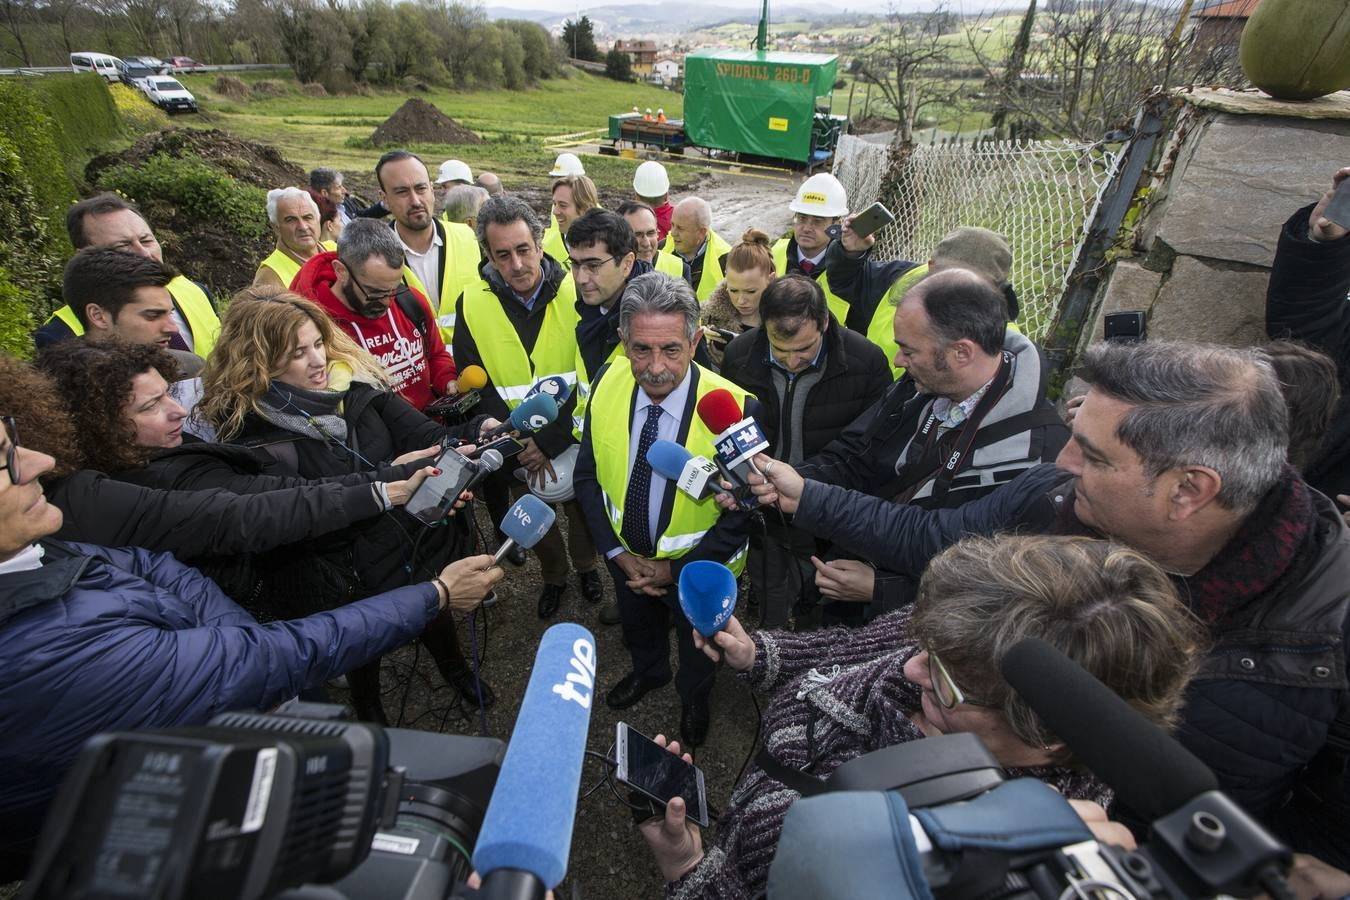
291,219 -> 457,412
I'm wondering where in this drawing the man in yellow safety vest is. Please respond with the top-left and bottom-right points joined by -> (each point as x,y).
665,196 -> 731,302
254,187 -> 325,289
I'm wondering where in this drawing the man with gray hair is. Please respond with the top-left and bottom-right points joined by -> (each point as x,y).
291,218 -> 457,411
573,271 -> 757,747
452,194 -> 599,620
440,183 -> 489,232
665,196 -> 731,302
740,339 -> 1350,870
254,186 -> 324,289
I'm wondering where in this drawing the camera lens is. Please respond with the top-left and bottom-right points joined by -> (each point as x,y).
394,782 -> 484,883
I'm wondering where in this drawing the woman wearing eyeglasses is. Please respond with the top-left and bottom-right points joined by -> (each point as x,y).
635,534 -> 1208,899
197,288 -> 495,724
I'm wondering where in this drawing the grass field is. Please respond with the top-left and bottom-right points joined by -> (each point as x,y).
176,70 -> 700,194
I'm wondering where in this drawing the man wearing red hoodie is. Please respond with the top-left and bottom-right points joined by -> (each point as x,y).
292,218 -> 457,412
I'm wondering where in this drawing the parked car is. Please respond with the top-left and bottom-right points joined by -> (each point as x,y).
168,56 -> 206,73
115,58 -> 156,87
69,52 -> 120,82
125,55 -> 171,75
141,76 -> 198,114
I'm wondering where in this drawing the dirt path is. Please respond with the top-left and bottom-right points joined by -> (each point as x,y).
698,169 -> 799,241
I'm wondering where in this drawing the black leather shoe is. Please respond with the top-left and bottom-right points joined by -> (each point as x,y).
538,583 -> 566,619
504,543 -> 528,566
578,569 -> 604,604
450,669 -> 496,709
598,600 -> 622,626
606,671 -> 670,710
680,696 -> 711,748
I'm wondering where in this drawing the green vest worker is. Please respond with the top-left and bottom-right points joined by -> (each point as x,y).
255,187 -> 324,289
452,194 -> 599,620
665,196 -> 731,302
573,271 -> 754,748
36,193 -> 220,356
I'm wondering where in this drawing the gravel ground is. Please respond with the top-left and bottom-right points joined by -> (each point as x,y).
341,504 -> 765,899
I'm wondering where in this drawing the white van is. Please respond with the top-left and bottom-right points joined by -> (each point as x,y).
70,52 -> 120,82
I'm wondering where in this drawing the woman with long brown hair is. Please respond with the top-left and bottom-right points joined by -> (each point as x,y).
701,228 -> 777,367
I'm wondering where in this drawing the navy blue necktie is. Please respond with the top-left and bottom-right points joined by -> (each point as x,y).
621,404 -> 663,558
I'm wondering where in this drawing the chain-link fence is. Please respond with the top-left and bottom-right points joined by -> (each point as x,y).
832,134 -> 1120,341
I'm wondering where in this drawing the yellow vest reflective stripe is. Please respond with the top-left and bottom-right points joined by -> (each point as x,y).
45,275 -> 219,358
258,248 -> 303,288
460,275 -> 580,409
404,220 -> 483,343
590,357 -> 750,573
542,226 -> 569,272
771,238 -> 850,325
654,251 -> 684,279
571,337 -> 624,440
663,230 -> 731,302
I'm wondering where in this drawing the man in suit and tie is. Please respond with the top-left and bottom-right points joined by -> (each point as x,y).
574,272 -> 754,748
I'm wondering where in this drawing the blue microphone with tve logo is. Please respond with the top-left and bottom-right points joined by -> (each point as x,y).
493,494 -> 557,564
678,561 -> 738,637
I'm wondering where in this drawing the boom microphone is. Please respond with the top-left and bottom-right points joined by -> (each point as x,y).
472,623 -> 597,897
1000,638 -> 1218,820
695,389 -> 770,509
646,440 -> 720,500
493,493 -> 557,564
481,394 -> 559,441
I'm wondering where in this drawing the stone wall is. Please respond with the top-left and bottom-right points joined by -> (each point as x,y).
1082,88 -> 1350,349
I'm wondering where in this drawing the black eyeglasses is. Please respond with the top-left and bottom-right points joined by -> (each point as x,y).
569,254 -> 617,276
339,258 -> 396,307
1,416 -> 19,486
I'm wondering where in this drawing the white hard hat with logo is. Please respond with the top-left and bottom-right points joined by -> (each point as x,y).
789,173 -> 848,218
435,159 -> 473,185
633,160 -> 670,197
519,444 -> 578,503
549,152 -> 586,177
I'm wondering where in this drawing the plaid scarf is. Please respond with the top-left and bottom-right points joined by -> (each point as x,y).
1183,466 -> 1322,625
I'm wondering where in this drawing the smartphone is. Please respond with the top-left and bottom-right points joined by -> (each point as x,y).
848,201 -> 897,240
404,445 -> 479,525
614,722 -> 709,828
1324,177 -> 1350,229
469,435 -> 525,460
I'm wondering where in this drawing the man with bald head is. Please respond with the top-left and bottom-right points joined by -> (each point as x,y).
664,196 -> 730,302
791,266 -> 1068,620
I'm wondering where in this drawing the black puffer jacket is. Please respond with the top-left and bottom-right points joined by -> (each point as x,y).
719,314 -> 892,464
1266,203 -> 1350,499
791,465 -> 1350,867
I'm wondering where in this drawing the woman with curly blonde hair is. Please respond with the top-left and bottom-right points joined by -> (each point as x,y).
198,286 -> 495,724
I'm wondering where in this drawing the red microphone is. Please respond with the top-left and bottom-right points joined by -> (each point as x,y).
695,389 -> 770,507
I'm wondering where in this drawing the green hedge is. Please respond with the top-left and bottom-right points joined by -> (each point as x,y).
99,152 -> 270,243
0,79 -> 77,241
0,136 -> 63,358
28,74 -> 125,169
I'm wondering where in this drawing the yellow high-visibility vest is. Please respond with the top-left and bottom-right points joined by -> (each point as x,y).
459,276 -> 580,409
662,230 -> 732,302
402,219 -> 483,343
46,274 -> 220,358
771,237 -> 850,326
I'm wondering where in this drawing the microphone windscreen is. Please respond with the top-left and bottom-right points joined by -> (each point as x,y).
678,560 -> 737,637
1001,638 -> 1218,820
473,623 -> 597,887
696,388 -> 743,435
477,448 -> 503,473
647,439 -> 693,480
508,393 -> 560,433
529,374 -> 573,405
458,364 -> 488,391
499,493 -> 557,549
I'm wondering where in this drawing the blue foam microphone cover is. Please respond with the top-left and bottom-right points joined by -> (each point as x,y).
678,560 -> 738,637
508,393 -> 560,433
527,374 -> 573,405
500,493 -> 556,549
473,623 -> 597,888
646,439 -> 693,479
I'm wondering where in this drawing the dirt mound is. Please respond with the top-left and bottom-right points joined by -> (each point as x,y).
369,97 -> 483,147
85,128 -> 305,190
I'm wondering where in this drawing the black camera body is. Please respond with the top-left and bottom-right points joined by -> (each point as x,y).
22,703 -> 503,900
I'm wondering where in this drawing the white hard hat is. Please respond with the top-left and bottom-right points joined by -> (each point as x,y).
435,159 -> 472,185
633,160 -> 670,197
549,152 -> 586,177
521,445 -> 578,503
789,173 -> 848,218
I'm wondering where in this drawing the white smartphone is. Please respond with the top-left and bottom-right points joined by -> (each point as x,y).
614,722 -> 709,827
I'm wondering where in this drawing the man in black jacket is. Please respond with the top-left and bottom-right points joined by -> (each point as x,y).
795,268 -> 1067,616
719,275 -> 891,625
1266,166 -> 1350,508
744,340 -> 1350,873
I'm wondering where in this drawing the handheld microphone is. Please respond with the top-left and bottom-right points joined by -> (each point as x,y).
481,394 -> 559,441
463,448 -> 502,493
449,364 -> 488,417
695,389 -> 770,509
472,623 -> 597,897
525,374 -> 573,405
493,493 -> 557,564
678,560 -> 738,637
646,440 -> 720,500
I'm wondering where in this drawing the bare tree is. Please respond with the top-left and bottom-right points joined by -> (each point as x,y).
164,0 -> 204,55
44,0 -> 87,55
0,0 -> 35,65
101,0 -> 169,53
269,0 -> 333,83
853,3 -> 964,146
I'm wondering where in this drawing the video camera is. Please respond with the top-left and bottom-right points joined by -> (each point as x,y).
21,701 -> 504,900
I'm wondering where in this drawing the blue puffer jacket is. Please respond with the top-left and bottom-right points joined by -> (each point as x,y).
0,540 -> 441,875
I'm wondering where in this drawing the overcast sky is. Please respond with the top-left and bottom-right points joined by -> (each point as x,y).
485,0 -> 1035,11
